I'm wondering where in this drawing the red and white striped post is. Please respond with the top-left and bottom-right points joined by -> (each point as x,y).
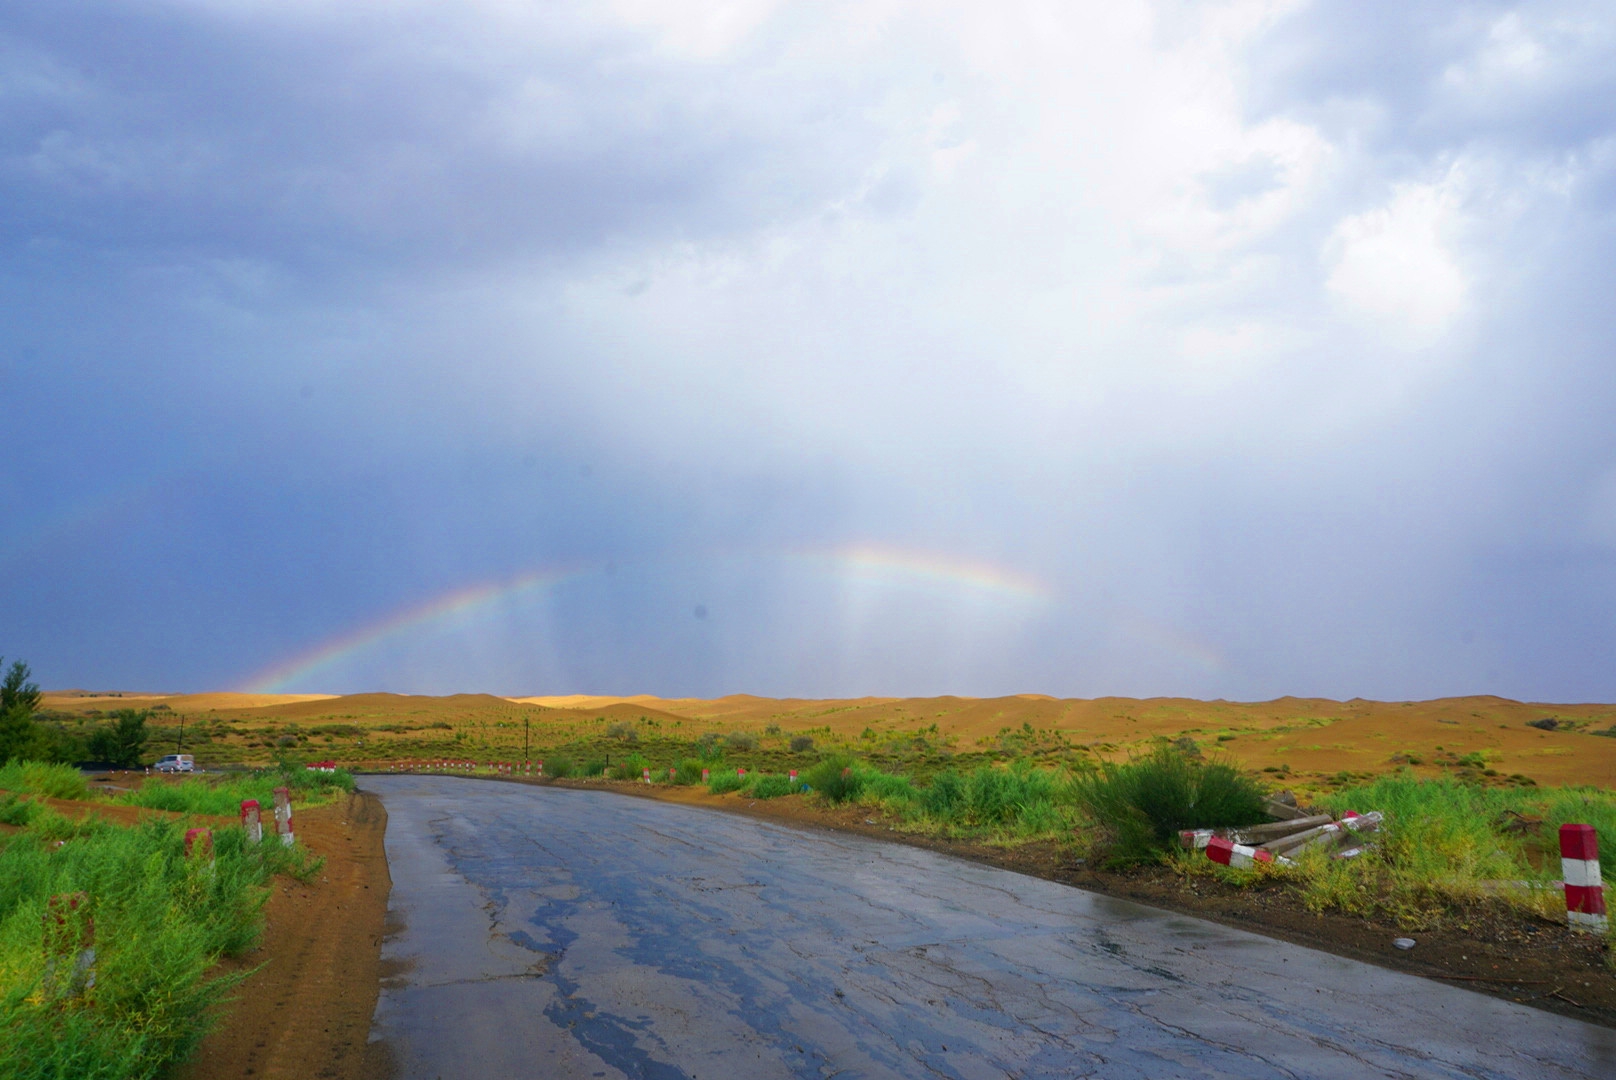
642,767 -> 651,784
240,799 -> 263,845
43,892 -> 94,999
737,767 -> 746,778
669,767 -> 676,781
537,760 -> 544,776
701,768 -> 710,783
1205,836 -> 1289,869
273,786 -> 295,847
184,827 -> 213,861
1561,824 -> 1607,933
789,769 -> 798,786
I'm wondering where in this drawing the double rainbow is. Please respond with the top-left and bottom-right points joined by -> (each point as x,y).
242,545 -> 1052,693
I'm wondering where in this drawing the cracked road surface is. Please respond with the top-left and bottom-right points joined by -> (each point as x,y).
365,775 -> 1615,1079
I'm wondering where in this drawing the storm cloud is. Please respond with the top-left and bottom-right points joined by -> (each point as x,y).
4,0 -> 1615,699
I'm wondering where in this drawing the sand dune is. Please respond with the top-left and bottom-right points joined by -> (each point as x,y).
39,690 -> 1616,787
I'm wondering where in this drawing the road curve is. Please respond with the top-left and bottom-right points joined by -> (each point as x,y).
364,774 -> 1615,1079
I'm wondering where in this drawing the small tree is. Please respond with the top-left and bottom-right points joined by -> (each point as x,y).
0,658 -> 46,764
0,659 -> 41,714
88,709 -> 150,768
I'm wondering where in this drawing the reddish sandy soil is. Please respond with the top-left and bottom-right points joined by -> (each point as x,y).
172,791 -> 393,1080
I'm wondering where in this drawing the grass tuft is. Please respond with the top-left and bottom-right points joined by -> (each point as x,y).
1074,748 -> 1266,866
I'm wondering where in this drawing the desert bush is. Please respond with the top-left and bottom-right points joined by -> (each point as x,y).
581,757 -> 607,777
0,760 -> 89,801
0,813 -> 319,1079
805,754 -> 862,803
610,753 -> 650,781
0,792 -> 37,827
545,756 -> 575,779
605,721 -> 638,743
1300,776 -> 1616,924
707,770 -> 748,794
674,758 -> 706,785
857,767 -> 919,808
724,731 -> 758,752
764,724 -> 781,736
120,765 -> 353,816
1075,748 -> 1265,866
789,735 -> 815,753
747,774 -> 797,799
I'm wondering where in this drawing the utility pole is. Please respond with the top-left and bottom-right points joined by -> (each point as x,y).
177,714 -> 185,753
524,716 -> 530,763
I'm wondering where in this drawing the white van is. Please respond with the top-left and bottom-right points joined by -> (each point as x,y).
153,754 -> 195,773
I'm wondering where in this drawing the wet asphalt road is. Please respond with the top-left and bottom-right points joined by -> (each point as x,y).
364,774 -> 1616,1079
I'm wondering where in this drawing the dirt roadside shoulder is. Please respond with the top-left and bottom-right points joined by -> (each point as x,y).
174,790 -> 394,1080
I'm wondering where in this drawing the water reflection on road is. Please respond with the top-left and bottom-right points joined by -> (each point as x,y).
365,775 -> 1615,1079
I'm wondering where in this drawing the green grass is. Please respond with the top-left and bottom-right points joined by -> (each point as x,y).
0,812 -> 322,1079
706,770 -> 748,795
1287,774 -> 1616,927
1074,748 -> 1266,866
118,766 -> 355,816
0,761 -> 90,801
804,754 -> 862,802
745,774 -> 798,799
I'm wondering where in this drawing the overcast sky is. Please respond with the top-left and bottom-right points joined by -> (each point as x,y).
4,0 -> 1615,700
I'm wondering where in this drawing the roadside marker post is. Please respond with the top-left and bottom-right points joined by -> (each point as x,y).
240,799 -> 263,845
789,769 -> 798,786
702,768 -> 709,783
43,892 -> 94,1000
184,827 -> 213,861
643,768 -> 652,783
1206,836 -> 1292,869
273,786 -> 295,847
737,768 -> 746,778
1561,824 -> 1608,932
537,760 -> 544,776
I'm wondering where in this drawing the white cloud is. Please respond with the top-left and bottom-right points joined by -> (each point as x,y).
1324,176 -> 1468,345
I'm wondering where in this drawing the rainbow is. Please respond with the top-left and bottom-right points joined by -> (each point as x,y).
242,545 -> 1052,693
799,544 -> 1052,604
242,566 -> 589,693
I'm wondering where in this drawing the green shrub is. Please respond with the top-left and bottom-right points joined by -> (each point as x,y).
0,813 -> 312,1078
611,753 -> 650,781
725,731 -> 758,752
789,735 -> 815,753
0,761 -> 89,801
674,758 -> 706,785
707,770 -> 748,794
747,774 -> 797,799
920,770 -> 966,818
805,754 -> 862,803
0,793 -> 37,827
1075,748 -> 1266,866
857,766 -> 918,808
120,766 -> 353,816
545,756 -> 575,778
581,758 -> 607,777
